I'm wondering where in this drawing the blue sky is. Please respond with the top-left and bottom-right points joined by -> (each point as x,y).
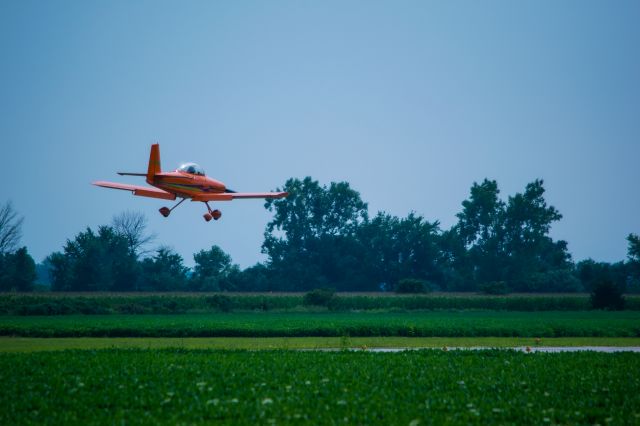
1,1 -> 638,267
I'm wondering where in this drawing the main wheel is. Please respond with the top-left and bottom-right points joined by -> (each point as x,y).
203,212 -> 213,222
212,209 -> 222,220
159,207 -> 171,217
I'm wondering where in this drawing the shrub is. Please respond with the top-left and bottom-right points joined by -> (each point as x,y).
591,279 -> 625,310
395,279 -> 428,294
303,288 -> 335,307
478,281 -> 509,295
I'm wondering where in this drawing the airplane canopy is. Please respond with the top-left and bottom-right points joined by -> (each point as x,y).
177,163 -> 205,176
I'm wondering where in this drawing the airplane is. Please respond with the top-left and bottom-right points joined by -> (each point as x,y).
93,144 -> 288,222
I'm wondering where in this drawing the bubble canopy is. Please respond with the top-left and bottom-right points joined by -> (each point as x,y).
177,163 -> 205,176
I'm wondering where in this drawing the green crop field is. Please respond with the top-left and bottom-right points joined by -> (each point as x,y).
1,349 -> 638,425
1,311 -> 639,338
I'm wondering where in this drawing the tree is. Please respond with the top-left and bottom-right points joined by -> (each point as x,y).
451,179 -> 505,285
138,247 -> 188,291
112,211 -> 155,257
0,201 -> 24,255
262,177 -> 369,291
191,245 -> 238,291
628,233 -> 640,263
48,226 -> 139,291
627,234 -> 640,292
358,212 -> 443,290
0,247 -> 37,291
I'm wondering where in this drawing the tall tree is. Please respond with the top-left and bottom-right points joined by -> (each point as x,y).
138,247 -> 188,291
112,211 -> 155,257
262,177 -> 368,291
0,247 -> 37,291
0,201 -> 24,255
191,245 -> 238,291
48,226 -> 138,291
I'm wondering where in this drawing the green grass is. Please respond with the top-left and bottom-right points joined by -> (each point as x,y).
1,311 -> 640,337
1,336 -> 640,352
1,349 -> 639,425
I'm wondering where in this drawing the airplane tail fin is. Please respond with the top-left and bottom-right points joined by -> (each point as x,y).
146,144 -> 161,183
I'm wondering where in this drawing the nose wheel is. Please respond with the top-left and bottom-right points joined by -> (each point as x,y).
203,202 -> 221,222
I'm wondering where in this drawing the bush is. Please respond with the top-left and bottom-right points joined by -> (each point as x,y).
303,288 -> 335,307
591,279 -> 625,310
395,279 -> 429,294
478,281 -> 509,295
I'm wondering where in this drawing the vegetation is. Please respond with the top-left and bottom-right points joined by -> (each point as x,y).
2,180 -> 639,293
1,311 -> 640,338
1,349 -> 638,425
3,336 -> 640,353
2,293 -> 640,316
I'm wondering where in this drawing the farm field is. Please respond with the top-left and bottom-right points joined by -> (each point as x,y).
1,311 -> 639,338
2,336 -> 640,352
1,349 -> 639,425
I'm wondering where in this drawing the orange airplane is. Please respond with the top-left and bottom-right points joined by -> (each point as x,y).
93,144 -> 288,222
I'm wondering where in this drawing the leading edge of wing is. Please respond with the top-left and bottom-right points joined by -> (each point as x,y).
192,192 -> 288,202
92,181 -> 176,200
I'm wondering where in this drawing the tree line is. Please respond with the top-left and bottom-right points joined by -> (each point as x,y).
1,177 -> 639,293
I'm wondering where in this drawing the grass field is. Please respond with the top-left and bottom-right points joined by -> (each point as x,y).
1,311 -> 639,337
2,336 -> 640,352
1,349 -> 638,425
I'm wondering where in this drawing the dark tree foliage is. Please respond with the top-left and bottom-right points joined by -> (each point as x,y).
446,179 -> 573,292
575,259 -> 627,292
358,212 -> 443,290
138,247 -> 188,291
191,245 -> 239,291
302,288 -> 336,306
0,247 -> 36,291
627,234 -> 640,292
590,278 -> 625,310
263,177 -> 369,291
227,263 -> 271,292
48,226 -> 139,291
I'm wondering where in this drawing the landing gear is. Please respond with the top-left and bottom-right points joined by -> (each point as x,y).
203,202 -> 222,222
159,198 -> 186,218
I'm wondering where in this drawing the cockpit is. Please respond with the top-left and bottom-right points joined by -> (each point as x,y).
177,163 -> 205,176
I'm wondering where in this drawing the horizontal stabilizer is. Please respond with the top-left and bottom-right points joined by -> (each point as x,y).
92,181 -> 176,200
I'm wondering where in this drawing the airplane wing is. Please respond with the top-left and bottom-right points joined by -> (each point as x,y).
93,181 -> 177,201
192,192 -> 288,202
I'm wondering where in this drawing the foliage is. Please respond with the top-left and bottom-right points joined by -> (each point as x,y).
191,245 -> 238,291
395,278 -> 429,294
2,350 -> 639,425
302,288 -> 335,307
138,247 -> 189,291
205,294 -> 234,312
478,281 -> 509,295
47,226 -> 139,291
0,247 -> 37,291
591,279 -> 625,310
263,177 -> 369,291
2,311 -> 640,337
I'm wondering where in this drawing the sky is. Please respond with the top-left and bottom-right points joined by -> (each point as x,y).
1,1 -> 638,268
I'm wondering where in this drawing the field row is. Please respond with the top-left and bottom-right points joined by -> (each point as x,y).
2,293 -> 640,315
1,349 -> 638,424
2,336 -> 640,352
2,311 -> 640,337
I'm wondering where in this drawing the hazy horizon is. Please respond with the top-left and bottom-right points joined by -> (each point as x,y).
1,1 -> 638,267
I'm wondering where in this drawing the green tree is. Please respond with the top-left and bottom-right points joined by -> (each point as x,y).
358,212 -> 442,290
627,234 -> 640,292
47,226 -> 138,291
263,177 -> 368,291
191,245 -> 238,291
0,247 -> 36,291
138,247 -> 188,291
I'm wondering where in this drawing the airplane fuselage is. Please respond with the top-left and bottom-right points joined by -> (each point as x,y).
148,172 -> 227,199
